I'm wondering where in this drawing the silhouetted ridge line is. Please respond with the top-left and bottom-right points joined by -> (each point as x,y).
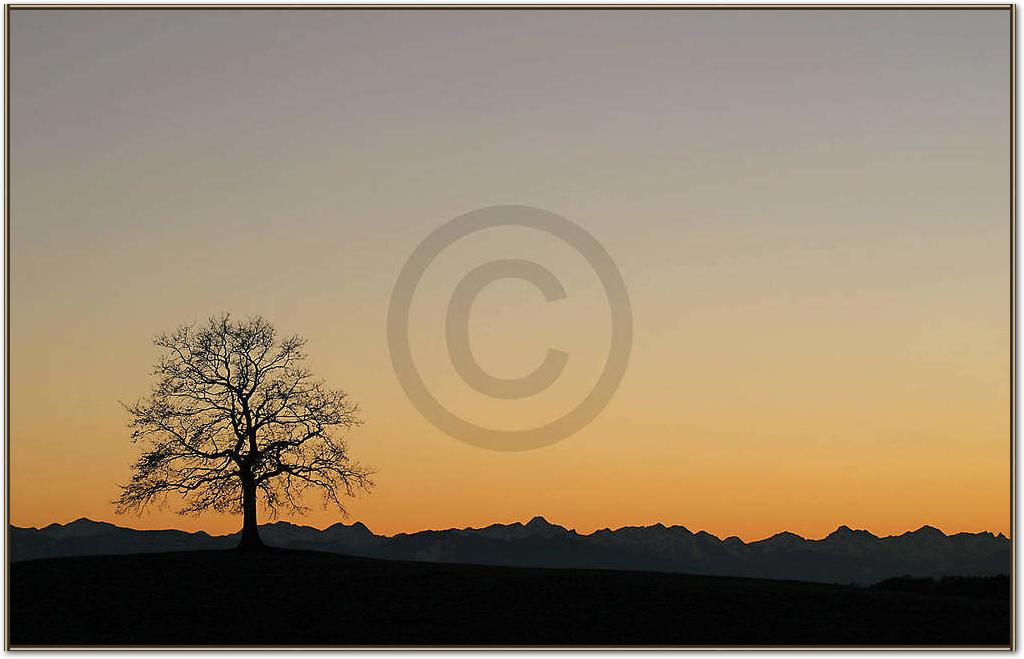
10,517 -> 1009,585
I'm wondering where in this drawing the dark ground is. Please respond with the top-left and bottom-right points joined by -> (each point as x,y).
8,548 -> 1011,647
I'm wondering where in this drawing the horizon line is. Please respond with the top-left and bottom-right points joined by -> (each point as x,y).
11,515 -> 1011,545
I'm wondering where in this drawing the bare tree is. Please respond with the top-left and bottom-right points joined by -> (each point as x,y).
116,314 -> 373,549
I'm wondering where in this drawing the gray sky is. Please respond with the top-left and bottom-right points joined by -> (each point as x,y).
9,9 -> 1011,539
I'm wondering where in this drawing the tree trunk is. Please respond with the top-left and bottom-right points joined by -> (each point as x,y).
238,472 -> 263,550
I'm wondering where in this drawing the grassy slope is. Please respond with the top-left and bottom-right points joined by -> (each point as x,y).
9,548 -> 1011,647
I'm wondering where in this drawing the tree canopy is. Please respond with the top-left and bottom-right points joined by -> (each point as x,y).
116,314 -> 373,546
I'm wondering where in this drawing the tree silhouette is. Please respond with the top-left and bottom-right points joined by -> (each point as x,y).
116,314 -> 373,549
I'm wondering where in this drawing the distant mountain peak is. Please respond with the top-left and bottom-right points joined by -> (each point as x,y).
61,518 -> 109,528
266,520 -> 305,529
826,525 -> 877,541
754,531 -> 806,548
520,516 -> 569,538
325,520 -> 370,531
40,518 -> 121,540
909,525 -> 947,538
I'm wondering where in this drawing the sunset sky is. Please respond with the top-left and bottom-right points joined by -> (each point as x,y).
9,8 -> 1010,541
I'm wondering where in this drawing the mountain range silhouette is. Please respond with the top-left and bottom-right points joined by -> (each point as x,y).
10,517 -> 1009,585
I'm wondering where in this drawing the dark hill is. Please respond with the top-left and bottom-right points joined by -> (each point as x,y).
9,549 -> 1010,646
